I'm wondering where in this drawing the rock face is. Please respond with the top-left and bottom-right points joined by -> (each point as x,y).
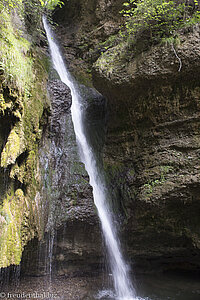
53,0 -> 124,85
53,1 -> 200,273
1,0 -> 200,277
92,25 -> 200,272
39,78 -> 99,229
21,77 -> 106,276
0,4 -> 49,268
0,3 -> 106,276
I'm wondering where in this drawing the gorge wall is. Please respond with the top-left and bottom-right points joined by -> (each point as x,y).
21,78 -> 105,277
0,1 -> 50,269
1,0 -> 200,277
52,0 -> 200,273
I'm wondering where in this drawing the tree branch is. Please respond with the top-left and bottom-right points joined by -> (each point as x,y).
171,43 -> 182,72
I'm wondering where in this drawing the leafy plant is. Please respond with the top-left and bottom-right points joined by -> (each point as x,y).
39,0 -> 64,10
0,0 -> 64,13
121,0 -> 200,42
0,9 -> 34,92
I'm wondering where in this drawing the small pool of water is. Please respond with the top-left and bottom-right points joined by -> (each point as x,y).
136,272 -> 200,300
1,273 -> 199,300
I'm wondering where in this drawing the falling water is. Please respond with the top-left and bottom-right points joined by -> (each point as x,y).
43,16 -> 136,300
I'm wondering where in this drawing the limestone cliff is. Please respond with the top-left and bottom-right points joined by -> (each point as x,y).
0,2 -> 49,268
93,26 -> 200,272
1,0 -> 199,275
53,0 -> 200,272
21,77 -> 105,277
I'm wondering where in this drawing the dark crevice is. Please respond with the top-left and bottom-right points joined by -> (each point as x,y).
2,87 -> 17,103
0,163 -> 26,206
0,167 -> 12,206
168,145 -> 199,152
39,107 -> 51,131
0,265 -> 21,288
0,116 -> 13,152
156,115 -> 200,129
2,86 -> 23,116
14,176 -> 27,194
16,150 -> 29,167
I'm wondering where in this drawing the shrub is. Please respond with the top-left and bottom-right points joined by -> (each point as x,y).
121,0 -> 200,42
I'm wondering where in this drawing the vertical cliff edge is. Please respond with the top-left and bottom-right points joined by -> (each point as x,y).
0,1 -> 49,268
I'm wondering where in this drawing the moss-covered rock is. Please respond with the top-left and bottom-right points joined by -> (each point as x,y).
0,188 -> 25,268
0,2 -> 49,268
1,123 -> 25,168
52,0 -> 124,86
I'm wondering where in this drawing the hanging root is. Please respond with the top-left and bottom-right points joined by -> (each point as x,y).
171,43 -> 182,72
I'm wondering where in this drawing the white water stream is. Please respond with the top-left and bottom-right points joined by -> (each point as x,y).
43,17 -> 136,300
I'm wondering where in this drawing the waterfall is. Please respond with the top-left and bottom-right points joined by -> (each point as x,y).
43,16 -> 136,300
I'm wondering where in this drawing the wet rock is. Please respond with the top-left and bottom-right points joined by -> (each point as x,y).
47,79 -> 72,139
0,6 -> 49,269
52,1 -> 200,273
21,77 -> 106,276
92,27 -> 200,272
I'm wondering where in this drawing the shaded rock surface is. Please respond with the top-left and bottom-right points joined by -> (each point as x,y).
53,0 -> 124,86
93,27 -> 200,272
41,79 -> 100,227
21,76 -> 107,276
52,0 -> 200,273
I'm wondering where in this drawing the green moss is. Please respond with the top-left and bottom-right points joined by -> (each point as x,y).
141,165 -> 174,201
95,41 -> 128,80
71,64 -> 93,87
104,161 -> 124,174
70,191 -> 78,206
1,123 -> 25,167
0,187 -> 25,268
0,3 -> 49,268
10,163 -> 25,184
0,92 -> 12,114
0,10 -> 34,92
